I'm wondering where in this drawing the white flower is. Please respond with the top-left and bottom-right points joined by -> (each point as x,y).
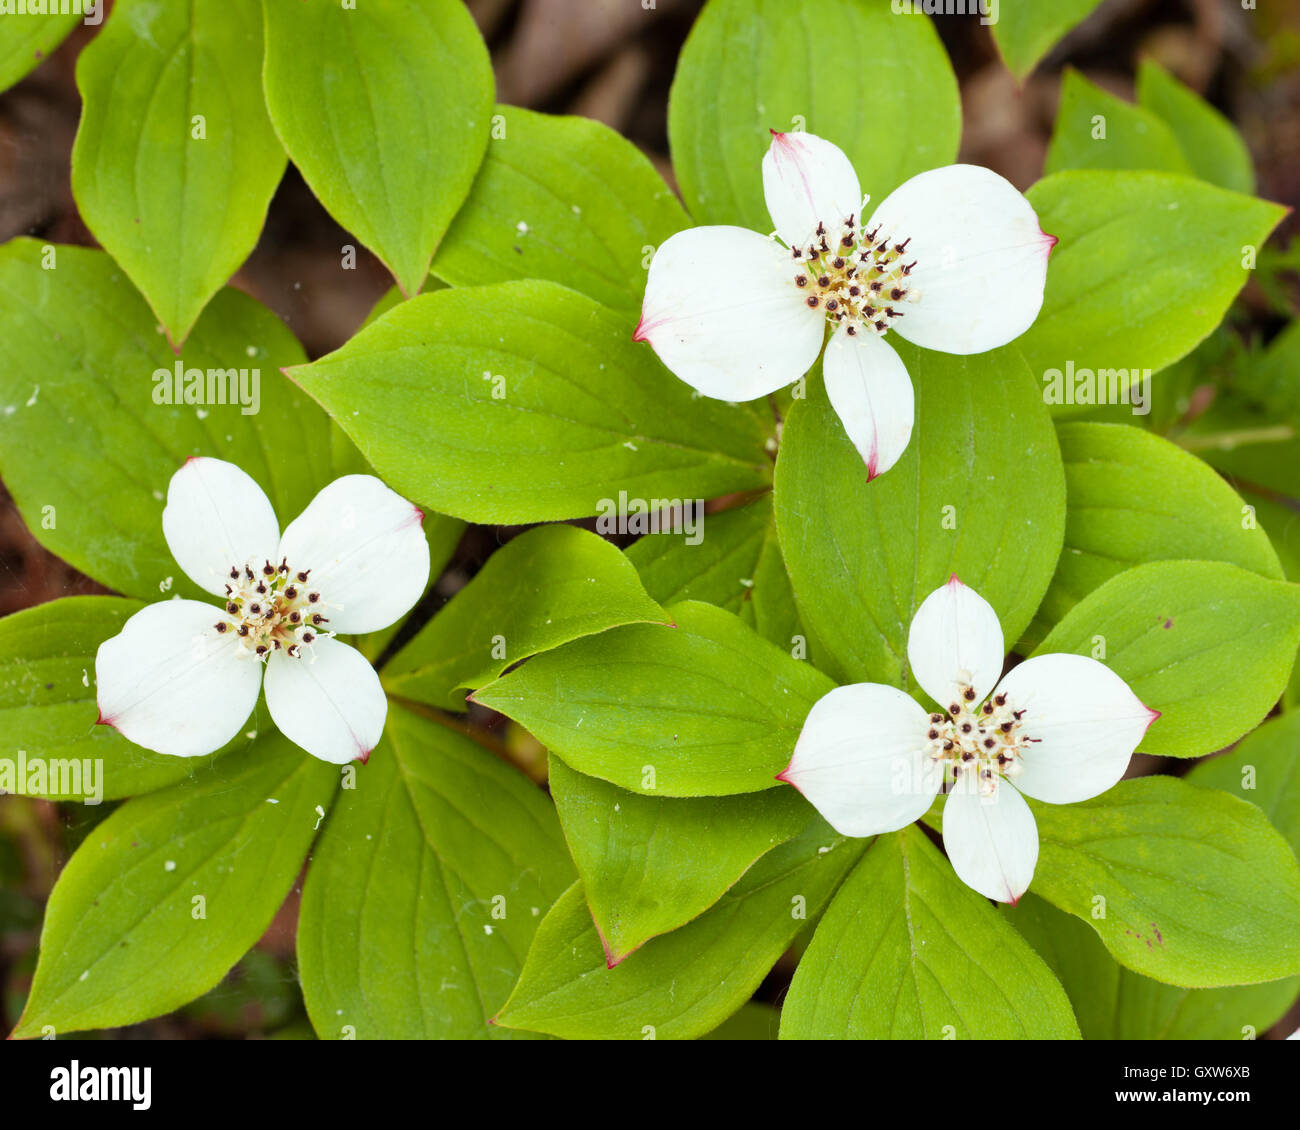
636,132 -> 1055,479
778,576 -> 1158,903
95,458 -> 430,764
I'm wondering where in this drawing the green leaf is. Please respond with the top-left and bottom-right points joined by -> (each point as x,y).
1006,893 -> 1299,1040
1044,69 -> 1191,178
475,600 -> 834,797
991,0 -> 1104,81
288,281 -> 772,523
668,0 -> 960,231
0,240 -> 355,602
548,755 -> 810,962
1186,709 -> 1300,852
1036,560 -> 1300,757
262,0 -> 493,298
11,733 -> 336,1037
0,597 -> 213,801
297,705 -> 573,1039
433,106 -> 689,312
774,344 -> 1064,689
0,6 -> 78,93
71,0 -> 286,345
495,821 -> 865,1040
383,524 -> 667,710
1137,60 -> 1255,195
1030,776 -> 1300,987
1021,172 -> 1287,411
625,494 -> 805,653
781,826 -> 1079,1039
1246,492 -> 1300,712
1026,423 -> 1283,648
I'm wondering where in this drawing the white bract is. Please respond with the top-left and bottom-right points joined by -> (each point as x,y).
95,458 -> 430,765
778,576 -> 1158,903
636,131 -> 1055,478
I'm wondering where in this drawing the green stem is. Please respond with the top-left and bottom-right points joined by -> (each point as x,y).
1176,424 -> 1296,453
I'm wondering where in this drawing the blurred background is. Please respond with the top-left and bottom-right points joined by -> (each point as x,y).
2,0 -> 1298,1038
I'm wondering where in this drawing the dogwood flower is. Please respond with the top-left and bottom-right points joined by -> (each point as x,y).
777,576 -> 1158,902
636,131 -> 1055,478
95,457 -> 430,764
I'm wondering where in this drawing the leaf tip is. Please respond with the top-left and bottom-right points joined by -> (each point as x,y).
594,921 -> 631,969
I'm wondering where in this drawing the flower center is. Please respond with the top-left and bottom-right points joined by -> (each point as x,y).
790,212 -> 920,338
923,682 -> 1034,797
213,558 -> 331,661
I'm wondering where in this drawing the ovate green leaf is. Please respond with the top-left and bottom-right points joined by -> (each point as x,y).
0,241 -> 354,601
72,0 -> 286,344
297,706 -> 573,1039
495,821 -> 864,1040
1030,776 -> 1300,987
1005,893 -> 1298,1039
1021,172 -> 1286,412
781,827 -> 1079,1039
1044,69 -> 1191,178
0,597 -> 210,800
1036,560 -> 1300,757
433,106 -> 689,311
474,600 -> 834,796
991,0 -> 1104,81
1137,60 -> 1255,194
12,734 -> 336,1037
774,344 -> 1064,687
548,755 -> 809,962
668,0 -> 960,230
262,0 -> 493,297
1026,423 -> 1282,647
383,524 -> 667,710
289,281 -> 771,523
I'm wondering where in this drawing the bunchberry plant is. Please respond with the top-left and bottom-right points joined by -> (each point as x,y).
637,131 -> 1053,477
779,575 -> 1156,903
96,458 -> 430,763
0,0 -> 1298,1050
